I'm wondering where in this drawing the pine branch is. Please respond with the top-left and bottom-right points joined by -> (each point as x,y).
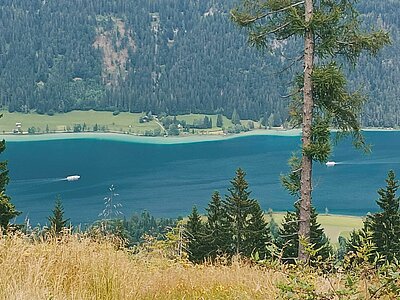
231,1 -> 305,26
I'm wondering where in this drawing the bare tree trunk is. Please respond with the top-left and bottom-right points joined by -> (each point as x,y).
298,0 -> 314,263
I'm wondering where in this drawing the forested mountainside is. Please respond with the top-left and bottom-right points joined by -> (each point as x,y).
0,0 -> 398,126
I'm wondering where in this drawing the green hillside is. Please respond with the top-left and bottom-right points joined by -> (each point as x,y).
0,0 -> 398,126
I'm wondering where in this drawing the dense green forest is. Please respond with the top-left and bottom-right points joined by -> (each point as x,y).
0,0 -> 398,126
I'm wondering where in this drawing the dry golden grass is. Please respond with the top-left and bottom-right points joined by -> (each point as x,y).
0,233 -> 394,300
0,233 -> 284,300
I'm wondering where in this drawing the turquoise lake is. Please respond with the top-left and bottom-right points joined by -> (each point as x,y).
4,131 -> 400,225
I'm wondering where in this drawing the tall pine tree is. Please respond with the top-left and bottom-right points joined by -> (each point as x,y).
365,170 -> 400,262
232,0 -> 390,262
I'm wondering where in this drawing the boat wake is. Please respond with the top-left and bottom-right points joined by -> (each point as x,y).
14,175 -> 80,185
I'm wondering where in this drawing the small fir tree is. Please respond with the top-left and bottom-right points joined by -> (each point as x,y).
244,201 -> 270,258
276,204 -> 332,263
48,196 -> 70,235
203,191 -> 231,258
186,206 -> 206,262
224,168 -> 269,257
365,170 -> 400,262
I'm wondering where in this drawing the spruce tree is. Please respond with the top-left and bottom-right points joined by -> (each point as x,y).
0,125 -> 21,229
244,201 -> 270,258
48,196 -> 70,235
186,206 -> 205,262
365,170 -> 400,262
232,0 -> 390,262
277,211 -> 297,262
224,168 -> 269,257
276,204 -> 331,263
216,114 -> 223,128
203,191 -> 231,259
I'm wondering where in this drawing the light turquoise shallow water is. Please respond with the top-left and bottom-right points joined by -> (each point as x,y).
4,131 -> 400,225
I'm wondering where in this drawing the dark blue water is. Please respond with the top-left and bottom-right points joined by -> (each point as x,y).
4,131 -> 400,225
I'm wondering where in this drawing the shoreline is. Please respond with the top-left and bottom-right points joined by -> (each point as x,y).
0,129 -> 302,144
0,127 -> 396,144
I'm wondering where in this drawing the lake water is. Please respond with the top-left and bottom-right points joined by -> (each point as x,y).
3,131 -> 400,225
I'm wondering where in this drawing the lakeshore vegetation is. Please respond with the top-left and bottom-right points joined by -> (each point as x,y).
0,110 -> 262,136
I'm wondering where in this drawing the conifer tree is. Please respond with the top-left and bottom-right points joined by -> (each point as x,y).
186,206 -> 205,262
224,168 -> 269,257
216,114 -> 224,128
48,196 -> 70,235
0,192 -> 20,229
203,191 -> 231,259
244,201 -> 270,258
365,170 -> 400,262
276,204 -> 331,263
0,120 -> 21,229
231,109 -> 241,125
232,0 -> 390,262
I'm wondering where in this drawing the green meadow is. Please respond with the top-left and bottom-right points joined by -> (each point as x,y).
0,110 -> 159,134
268,213 -> 364,244
0,110 -> 262,136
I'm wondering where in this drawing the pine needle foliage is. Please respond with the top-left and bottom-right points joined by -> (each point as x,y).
47,196 -> 70,235
365,170 -> 400,263
186,206 -> 206,262
232,0 -> 390,261
276,204 -> 332,263
223,168 -> 270,257
186,170 -> 271,262
203,191 -> 231,259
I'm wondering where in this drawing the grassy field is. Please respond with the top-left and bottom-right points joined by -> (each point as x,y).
0,110 -> 160,135
195,212 -> 363,245
0,233 -> 386,300
268,213 -> 363,244
0,110 -> 262,136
